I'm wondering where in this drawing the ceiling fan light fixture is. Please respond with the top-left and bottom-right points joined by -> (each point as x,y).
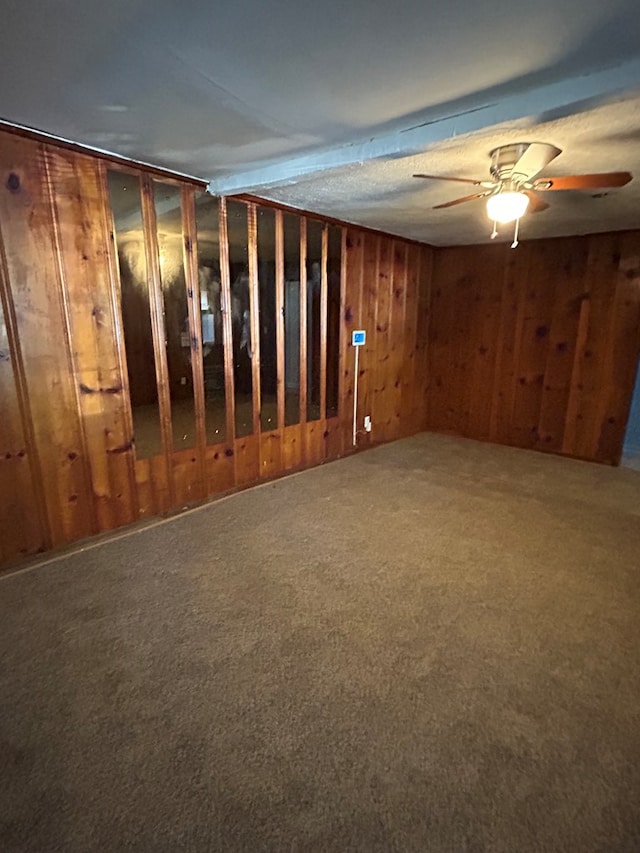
486,191 -> 530,224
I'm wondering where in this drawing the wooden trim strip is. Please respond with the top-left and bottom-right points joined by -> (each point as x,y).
247,203 -> 261,435
218,197 -> 236,442
299,217 -> 308,424
320,224 -> 328,420
275,209 -> 285,431
140,174 -> 175,503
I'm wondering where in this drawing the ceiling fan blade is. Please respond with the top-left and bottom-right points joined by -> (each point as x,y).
414,173 -> 484,186
532,172 -> 632,191
511,142 -> 562,182
523,191 -> 550,213
433,191 -> 492,209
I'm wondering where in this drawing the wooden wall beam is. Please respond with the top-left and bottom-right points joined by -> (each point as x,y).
299,217 -> 308,426
247,202 -> 261,435
218,197 -> 236,444
320,224 -> 328,422
275,210 -> 286,432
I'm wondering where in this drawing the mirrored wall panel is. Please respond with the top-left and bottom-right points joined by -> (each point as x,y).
227,200 -> 253,438
108,170 -> 162,459
153,181 -> 197,452
258,206 -> 277,431
306,219 -> 323,422
284,213 -> 301,426
327,225 -> 342,418
195,192 -> 226,445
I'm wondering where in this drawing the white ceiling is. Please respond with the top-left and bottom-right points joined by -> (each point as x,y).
2,0 -> 640,245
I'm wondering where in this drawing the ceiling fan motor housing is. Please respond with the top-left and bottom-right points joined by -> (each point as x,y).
489,143 -> 530,183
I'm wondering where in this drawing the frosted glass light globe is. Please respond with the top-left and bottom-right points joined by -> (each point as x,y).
486,191 -> 530,224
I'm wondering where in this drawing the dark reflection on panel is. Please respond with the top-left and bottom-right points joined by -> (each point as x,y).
306,219 -> 323,422
227,200 -> 253,437
108,170 -> 162,459
258,207 -> 277,431
195,192 -> 226,445
153,181 -> 197,451
284,214 -> 301,426
327,225 -> 342,419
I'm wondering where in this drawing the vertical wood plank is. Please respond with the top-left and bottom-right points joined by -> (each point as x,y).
299,217 -> 308,427
282,423 -> 302,471
247,203 -> 261,436
593,233 -> 640,463
400,242 -> 420,435
464,246 -> 504,441
536,237 -> 588,452
489,245 -> 527,443
389,241 -> 408,438
334,226 -> 348,456
0,268 -> 48,563
218,197 -> 236,445
320,223 -> 328,422
359,233 -> 380,448
0,135 -> 95,545
275,210 -> 286,432
341,228 -> 363,451
414,245 -> 433,432
46,147 -> 139,531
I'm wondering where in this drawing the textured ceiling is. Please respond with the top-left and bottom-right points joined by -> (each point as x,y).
262,95 -> 640,245
1,0 -> 640,244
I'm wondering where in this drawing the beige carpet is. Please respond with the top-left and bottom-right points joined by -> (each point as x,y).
1,433 -> 640,852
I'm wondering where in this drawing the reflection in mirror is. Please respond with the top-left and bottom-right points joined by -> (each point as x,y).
284,214 -> 301,426
153,181 -> 197,452
195,192 -> 226,445
327,225 -> 342,418
227,200 -> 253,437
258,207 -> 277,431
306,219 -> 323,422
108,170 -> 162,459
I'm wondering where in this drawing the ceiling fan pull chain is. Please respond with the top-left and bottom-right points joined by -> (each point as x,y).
511,217 -> 520,249
490,220 -> 498,239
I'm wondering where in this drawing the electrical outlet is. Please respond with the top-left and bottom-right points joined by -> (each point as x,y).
364,415 -> 372,432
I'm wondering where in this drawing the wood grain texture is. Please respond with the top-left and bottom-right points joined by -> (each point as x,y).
247,203 -> 261,436
427,234 -> 640,464
0,276 -> 48,563
0,129 -> 433,570
343,229 -> 431,451
275,210 -> 286,432
47,147 -> 139,531
0,134 -> 95,546
2,123 -> 638,573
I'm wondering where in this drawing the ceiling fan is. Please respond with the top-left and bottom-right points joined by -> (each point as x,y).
413,142 -> 632,246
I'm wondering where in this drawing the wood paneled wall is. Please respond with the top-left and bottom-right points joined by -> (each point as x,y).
427,234 -> 640,464
0,130 -> 430,570
342,229 -> 433,448
2,124 -> 639,572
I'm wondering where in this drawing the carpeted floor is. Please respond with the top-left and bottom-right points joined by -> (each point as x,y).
1,432 -> 640,852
